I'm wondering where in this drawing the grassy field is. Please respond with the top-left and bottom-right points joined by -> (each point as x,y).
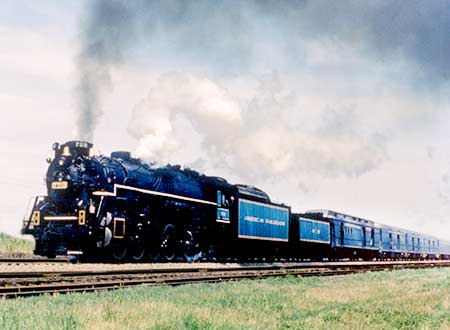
0,232 -> 33,256
1,268 -> 449,330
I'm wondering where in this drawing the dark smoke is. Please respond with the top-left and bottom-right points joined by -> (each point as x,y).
299,0 -> 450,84
75,0 -> 135,141
121,0 -> 450,82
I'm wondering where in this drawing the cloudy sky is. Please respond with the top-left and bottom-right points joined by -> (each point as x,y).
1,0 -> 450,240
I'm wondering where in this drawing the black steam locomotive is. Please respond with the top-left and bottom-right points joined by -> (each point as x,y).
22,141 -> 450,262
22,141 -> 291,261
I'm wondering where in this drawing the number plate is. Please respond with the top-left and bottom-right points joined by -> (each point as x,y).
51,181 -> 68,189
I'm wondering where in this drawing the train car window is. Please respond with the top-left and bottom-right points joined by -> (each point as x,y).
222,194 -> 228,207
217,191 -> 222,207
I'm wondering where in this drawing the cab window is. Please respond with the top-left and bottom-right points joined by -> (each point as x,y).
217,191 -> 222,207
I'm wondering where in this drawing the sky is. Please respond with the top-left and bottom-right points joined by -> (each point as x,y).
1,0 -> 450,240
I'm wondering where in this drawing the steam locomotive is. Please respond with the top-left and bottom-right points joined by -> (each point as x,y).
22,141 -> 450,261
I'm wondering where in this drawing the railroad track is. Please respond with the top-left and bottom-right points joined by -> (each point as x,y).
0,258 -> 70,264
1,260 -> 449,299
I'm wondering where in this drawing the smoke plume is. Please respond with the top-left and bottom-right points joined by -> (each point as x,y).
78,0 -> 450,145
75,0 -> 135,142
77,1 -> 450,234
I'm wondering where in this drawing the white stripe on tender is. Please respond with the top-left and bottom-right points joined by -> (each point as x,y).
93,184 -> 217,206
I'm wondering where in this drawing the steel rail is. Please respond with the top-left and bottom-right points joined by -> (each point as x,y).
1,259 -> 449,278
0,258 -> 70,264
1,260 -> 449,299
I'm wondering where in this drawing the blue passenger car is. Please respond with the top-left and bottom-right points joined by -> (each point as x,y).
378,225 -> 406,258
304,210 -> 379,259
301,209 -> 450,260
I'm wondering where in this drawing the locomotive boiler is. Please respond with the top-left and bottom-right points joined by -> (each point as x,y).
22,141 -> 290,261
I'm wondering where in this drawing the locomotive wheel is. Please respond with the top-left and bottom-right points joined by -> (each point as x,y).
183,230 -> 199,263
148,240 -> 161,262
130,239 -> 146,262
161,224 -> 177,262
111,244 -> 128,262
146,226 -> 162,262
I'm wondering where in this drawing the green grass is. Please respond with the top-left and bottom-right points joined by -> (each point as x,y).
1,268 -> 450,330
0,232 -> 34,256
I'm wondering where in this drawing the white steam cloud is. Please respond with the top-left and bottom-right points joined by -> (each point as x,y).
128,72 -> 388,182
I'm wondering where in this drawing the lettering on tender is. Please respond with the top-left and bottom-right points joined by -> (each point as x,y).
244,216 -> 285,226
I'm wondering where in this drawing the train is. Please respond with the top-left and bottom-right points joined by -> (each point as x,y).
22,140 -> 450,262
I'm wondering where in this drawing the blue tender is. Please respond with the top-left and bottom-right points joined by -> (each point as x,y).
238,199 -> 290,242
